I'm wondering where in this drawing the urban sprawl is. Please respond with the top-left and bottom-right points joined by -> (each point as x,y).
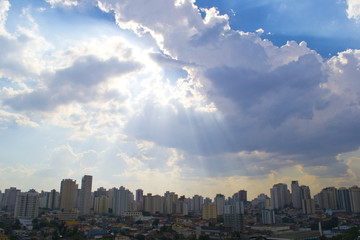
0,176 -> 360,239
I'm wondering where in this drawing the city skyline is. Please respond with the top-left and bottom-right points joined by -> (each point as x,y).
2,177 -> 359,239
1,176 -> 359,202
1,0 -> 360,200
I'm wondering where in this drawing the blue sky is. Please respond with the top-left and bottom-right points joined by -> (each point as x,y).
195,0 -> 360,57
1,0 -> 360,199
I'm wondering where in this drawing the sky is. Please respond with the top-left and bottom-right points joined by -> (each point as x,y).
1,0 -> 360,200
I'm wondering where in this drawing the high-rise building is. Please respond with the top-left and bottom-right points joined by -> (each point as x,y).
174,200 -> 182,214
302,198 -> 315,215
164,191 -> 178,214
114,186 -> 133,216
73,187 -> 80,209
152,195 -> 164,214
300,185 -> 311,199
215,194 -> 225,216
202,203 -> 217,220
94,187 -> 107,197
270,183 -> 288,210
136,189 -> 143,203
79,175 -> 92,215
298,185 -> 315,214
2,187 -> 20,211
224,199 -> 244,232
204,197 -> 212,205
318,187 -> 338,210
94,195 -> 109,215
135,189 -> 144,211
107,188 -> 116,213
14,192 -> 39,219
47,189 -> 60,210
144,193 -> 153,213
349,186 -> 360,213
174,196 -> 188,216
251,193 -> 269,210
262,209 -> 275,225
0,191 -> 3,208
39,191 -> 48,209
337,187 -> 351,212
291,181 -> 301,209
60,179 -> 77,212
191,195 -> 203,214
238,190 -> 247,202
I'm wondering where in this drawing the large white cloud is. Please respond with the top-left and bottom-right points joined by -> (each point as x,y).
0,2 -> 51,84
45,0 -> 98,8
4,56 -> 141,111
0,109 -> 38,127
0,0 -> 10,35
94,0 -> 360,180
347,0 -> 360,22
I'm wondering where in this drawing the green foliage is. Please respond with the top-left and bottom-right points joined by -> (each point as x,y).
321,217 -> 338,230
311,217 -> 339,231
12,219 -> 21,230
152,218 -> 159,227
341,227 -> 359,240
142,211 -> 151,216
135,234 -> 145,240
160,225 -> 172,232
198,234 -> 210,240
282,216 -> 294,223
32,217 -> 51,230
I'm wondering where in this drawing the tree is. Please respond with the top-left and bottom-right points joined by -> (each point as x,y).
136,234 -> 145,240
160,225 -> 172,232
321,217 -> 338,230
12,219 -> 21,230
152,219 -> 159,228
342,227 -> 359,240
198,234 -> 210,240
135,220 -> 143,225
142,211 -> 151,216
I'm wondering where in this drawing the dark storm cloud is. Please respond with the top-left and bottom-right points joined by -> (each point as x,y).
125,49 -> 360,178
206,54 -> 328,126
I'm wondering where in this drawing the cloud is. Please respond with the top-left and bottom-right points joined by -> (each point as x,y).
206,54 -> 327,125
346,0 -> 360,22
0,0 -> 10,35
0,109 -> 38,127
45,0 -> 98,9
4,56 -> 141,111
2,0 -> 360,194
0,3 -> 51,80
94,0 -> 360,180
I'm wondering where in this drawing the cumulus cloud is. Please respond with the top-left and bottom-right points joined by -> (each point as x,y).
0,3 -> 51,80
346,0 -> 360,22
45,0 -> 98,9
0,109 -> 38,127
0,0 -> 10,35
94,0 -> 360,179
4,56 -> 141,111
